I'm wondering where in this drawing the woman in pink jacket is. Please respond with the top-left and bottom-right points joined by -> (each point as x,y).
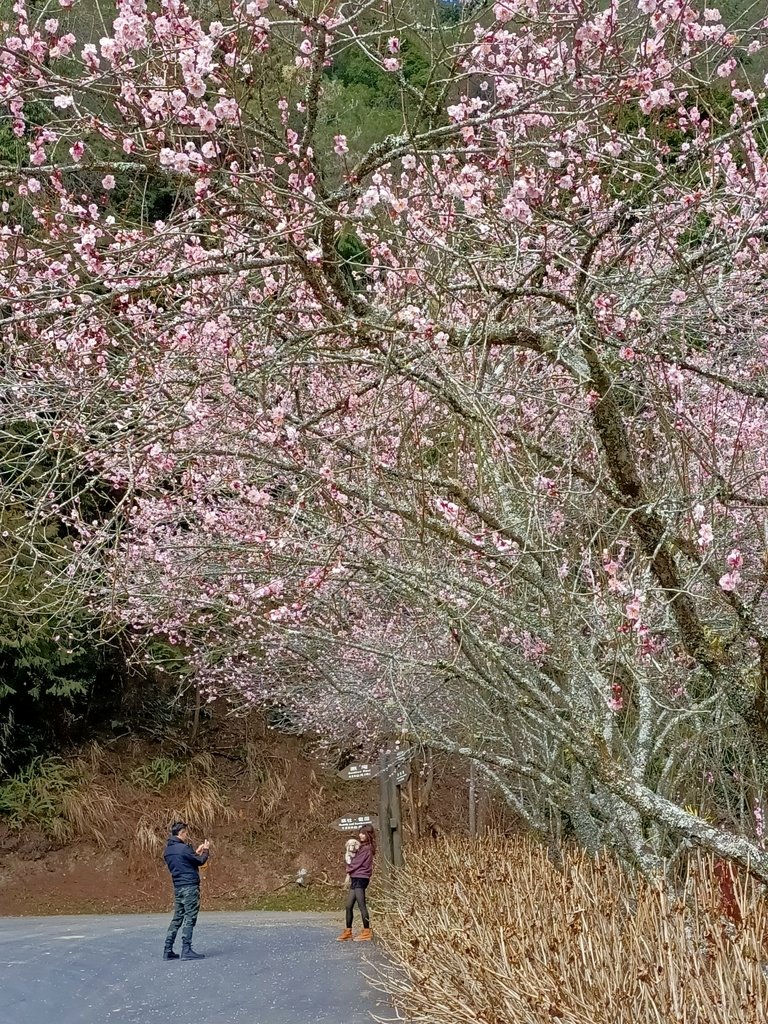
337,824 -> 375,942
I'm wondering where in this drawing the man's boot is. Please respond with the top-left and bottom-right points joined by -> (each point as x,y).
181,940 -> 205,960
162,944 -> 179,960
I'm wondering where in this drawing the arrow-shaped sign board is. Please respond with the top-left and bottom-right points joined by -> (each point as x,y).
337,762 -> 378,782
332,814 -> 379,832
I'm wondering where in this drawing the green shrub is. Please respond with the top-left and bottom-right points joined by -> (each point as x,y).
0,756 -> 80,835
130,756 -> 186,792
0,755 -> 115,842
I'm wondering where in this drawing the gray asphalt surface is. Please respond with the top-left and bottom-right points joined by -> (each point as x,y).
0,912 -> 386,1024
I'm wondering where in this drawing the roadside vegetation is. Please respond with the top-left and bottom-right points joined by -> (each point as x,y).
379,837 -> 767,1024
0,722 -> 476,915
0,752 -> 116,844
0,744 -> 230,851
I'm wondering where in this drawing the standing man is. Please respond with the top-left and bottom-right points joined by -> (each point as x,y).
162,821 -> 210,961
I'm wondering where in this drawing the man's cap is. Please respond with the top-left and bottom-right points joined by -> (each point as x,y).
171,821 -> 189,836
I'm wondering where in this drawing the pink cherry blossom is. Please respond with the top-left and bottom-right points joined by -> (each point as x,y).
727,549 -> 743,570
494,1 -> 518,21
2,0 -> 768,878
719,572 -> 741,593
195,108 -> 217,132
698,524 -> 714,549
213,97 -> 239,123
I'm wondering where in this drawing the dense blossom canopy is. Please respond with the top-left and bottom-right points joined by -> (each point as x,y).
2,0 -> 768,872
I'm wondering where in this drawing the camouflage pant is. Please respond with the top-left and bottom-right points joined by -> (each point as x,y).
166,885 -> 200,946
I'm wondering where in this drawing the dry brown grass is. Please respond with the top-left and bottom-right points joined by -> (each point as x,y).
307,769 -> 326,818
240,744 -> 290,825
176,777 -> 233,832
253,773 -> 288,825
127,754 -> 234,858
377,837 -> 768,1024
60,783 -> 118,845
124,754 -> 228,850
134,816 -> 164,857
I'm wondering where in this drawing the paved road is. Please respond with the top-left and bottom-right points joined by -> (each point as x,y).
0,912 -> 385,1024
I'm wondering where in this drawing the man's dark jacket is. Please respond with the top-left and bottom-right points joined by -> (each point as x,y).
163,837 -> 209,889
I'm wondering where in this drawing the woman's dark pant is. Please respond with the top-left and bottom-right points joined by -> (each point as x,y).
345,878 -> 370,928
165,885 -> 200,947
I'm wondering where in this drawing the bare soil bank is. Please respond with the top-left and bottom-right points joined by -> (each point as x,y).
0,723 -> 476,915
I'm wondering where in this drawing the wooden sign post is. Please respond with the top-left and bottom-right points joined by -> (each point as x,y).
389,758 -> 404,868
378,750 -> 395,867
337,748 -> 412,869
332,813 -> 379,832
377,748 -> 411,868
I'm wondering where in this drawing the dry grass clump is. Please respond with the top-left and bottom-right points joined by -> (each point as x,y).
134,815 -> 164,856
0,754 -> 118,844
251,773 -> 288,825
176,753 -> 233,830
130,755 -> 234,855
60,783 -> 118,845
377,837 -> 768,1024
241,743 -> 290,825
176,777 -> 233,832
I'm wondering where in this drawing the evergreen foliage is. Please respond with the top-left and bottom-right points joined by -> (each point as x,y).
0,416 -> 123,772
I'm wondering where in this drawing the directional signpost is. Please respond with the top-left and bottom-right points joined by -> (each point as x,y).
337,763 -> 378,783
334,746 -> 414,869
332,814 -> 379,832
